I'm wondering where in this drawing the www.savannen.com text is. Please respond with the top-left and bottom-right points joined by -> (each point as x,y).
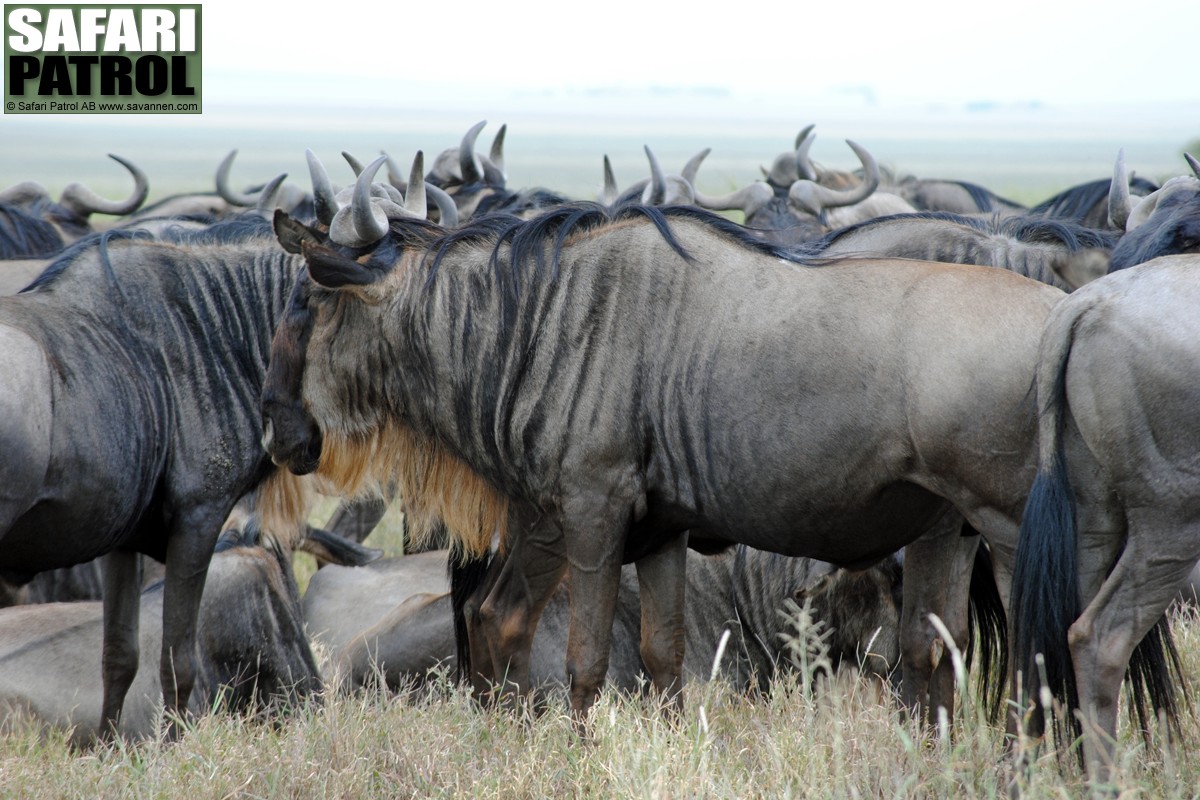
9,99 -> 198,111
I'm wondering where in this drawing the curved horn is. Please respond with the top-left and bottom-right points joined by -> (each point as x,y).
216,150 -> 259,206
0,180 -> 51,206
425,182 -> 458,227
488,123 -> 507,183
254,173 -> 288,212
687,148 -> 774,217
328,156 -> 390,248
787,139 -> 880,215
600,155 -> 619,206
642,145 -> 667,205
403,151 -> 426,219
793,123 -> 816,151
795,129 -> 818,181
1107,148 -> 1132,232
306,150 -> 339,226
58,153 -> 150,217
681,148 -> 711,187
342,151 -> 365,177
352,156 -> 390,244
1185,152 -> 1200,180
459,120 -> 486,185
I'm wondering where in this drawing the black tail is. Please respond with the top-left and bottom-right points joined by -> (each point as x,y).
1124,603 -> 1189,743
449,545 -> 493,685
963,532 -> 1008,723
1010,338 -> 1081,744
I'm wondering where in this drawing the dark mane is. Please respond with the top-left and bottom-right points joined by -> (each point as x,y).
0,203 -> 66,259
994,215 -> 1118,251
1029,176 -> 1160,223
950,180 -> 1026,212
425,202 -> 800,295
20,213 -> 281,293
801,210 -> 1115,255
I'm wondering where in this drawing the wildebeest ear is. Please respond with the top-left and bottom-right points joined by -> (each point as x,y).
300,238 -> 382,288
274,209 -> 324,255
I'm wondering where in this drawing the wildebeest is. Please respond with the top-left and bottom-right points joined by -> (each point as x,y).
0,208 -> 319,738
686,140 -> 915,245
1029,149 -> 1160,231
309,547 -> 904,696
1108,153 -> 1200,269
1010,253 -> 1200,778
801,210 -> 1118,291
0,525 -> 322,744
0,154 -> 149,259
262,184 -> 1064,727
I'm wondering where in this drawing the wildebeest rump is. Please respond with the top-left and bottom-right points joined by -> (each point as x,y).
261,200 -> 1063,724
1010,253 -> 1200,778
0,527 -> 321,744
0,215 -> 310,738
310,547 -> 904,695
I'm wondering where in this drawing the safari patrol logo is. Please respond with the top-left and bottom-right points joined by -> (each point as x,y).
4,4 -> 201,114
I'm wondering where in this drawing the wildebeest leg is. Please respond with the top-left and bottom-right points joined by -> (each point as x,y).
1067,509 -> 1200,783
159,508 -> 223,739
475,508 -> 566,704
562,501 -> 628,729
634,534 -> 687,715
99,549 -> 143,739
899,508 -> 975,727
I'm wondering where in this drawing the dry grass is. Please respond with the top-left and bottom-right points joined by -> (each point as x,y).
3,502 -> 1199,798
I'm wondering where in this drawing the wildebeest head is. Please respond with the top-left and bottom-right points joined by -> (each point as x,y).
1109,153 -> 1200,270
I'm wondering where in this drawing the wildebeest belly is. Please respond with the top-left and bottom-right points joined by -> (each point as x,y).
642,479 -> 946,570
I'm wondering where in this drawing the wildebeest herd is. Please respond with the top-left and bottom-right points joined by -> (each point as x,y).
2,121 -> 1199,786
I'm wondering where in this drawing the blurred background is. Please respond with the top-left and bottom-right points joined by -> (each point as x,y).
3,0 -> 1198,207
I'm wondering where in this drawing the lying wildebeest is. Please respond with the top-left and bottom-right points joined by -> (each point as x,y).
0,525 -> 323,744
1011,252 -> 1200,780
309,547 -> 904,696
0,154 -> 149,259
262,178 -> 1064,728
0,153 -> 434,739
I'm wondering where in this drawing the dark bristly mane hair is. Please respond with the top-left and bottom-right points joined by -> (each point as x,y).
423,202 -> 800,291
1029,176 -> 1159,223
0,203 -> 66,259
800,210 -> 1117,256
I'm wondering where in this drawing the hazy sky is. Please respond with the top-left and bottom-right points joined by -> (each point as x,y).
201,0 -> 1199,108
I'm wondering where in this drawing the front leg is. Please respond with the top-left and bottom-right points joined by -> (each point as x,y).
159,505 -> 224,738
561,489 -> 633,730
475,507 -> 566,704
99,549 -> 143,739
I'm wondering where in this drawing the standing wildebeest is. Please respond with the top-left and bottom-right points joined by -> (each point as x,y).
0,154 -> 150,259
0,210 -> 319,738
801,211 -> 1118,290
0,525 -> 324,744
311,547 -> 904,696
1010,253 -> 1200,780
1107,153 -> 1200,270
685,140 -> 915,245
262,184 -> 1064,727
0,149 -> 436,738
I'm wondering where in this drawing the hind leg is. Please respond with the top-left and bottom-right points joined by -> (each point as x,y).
634,534 -> 688,714
1067,508 -> 1200,783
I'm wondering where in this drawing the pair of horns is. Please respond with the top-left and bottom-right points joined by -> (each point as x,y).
307,150 -> 429,248
0,154 -> 149,218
